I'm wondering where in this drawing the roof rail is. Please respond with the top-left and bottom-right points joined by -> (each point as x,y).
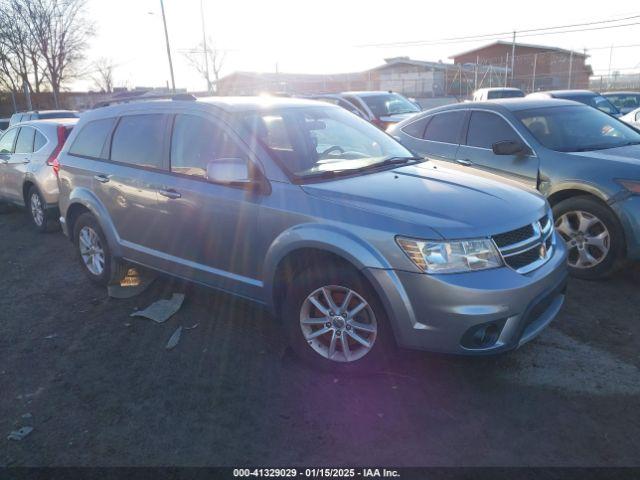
92,93 -> 197,109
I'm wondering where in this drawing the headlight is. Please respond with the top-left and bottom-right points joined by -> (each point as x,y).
617,179 -> 640,194
396,237 -> 503,274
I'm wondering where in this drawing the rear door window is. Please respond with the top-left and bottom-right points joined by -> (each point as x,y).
422,111 -> 465,144
14,127 -> 35,154
69,118 -> 116,159
466,111 -> 521,149
170,114 -> 244,178
401,116 -> 430,139
110,114 -> 165,169
33,130 -> 48,151
0,128 -> 18,153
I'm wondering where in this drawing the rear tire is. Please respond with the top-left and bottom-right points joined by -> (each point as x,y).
73,212 -> 127,286
552,196 -> 625,280
27,186 -> 57,233
282,264 -> 394,372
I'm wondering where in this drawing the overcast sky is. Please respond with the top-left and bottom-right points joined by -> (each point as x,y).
79,0 -> 640,91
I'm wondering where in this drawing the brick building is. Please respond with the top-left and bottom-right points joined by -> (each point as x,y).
451,41 -> 593,92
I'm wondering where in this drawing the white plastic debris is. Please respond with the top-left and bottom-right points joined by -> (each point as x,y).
130,293 -> 185,323
165,326 -> 183,350
8,426 -> 33,441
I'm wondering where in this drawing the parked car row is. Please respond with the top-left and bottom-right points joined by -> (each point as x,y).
1,95 -> 571,371
388,97 -> 640,279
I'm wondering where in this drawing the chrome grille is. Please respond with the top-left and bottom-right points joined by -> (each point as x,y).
491,214 -> 555,274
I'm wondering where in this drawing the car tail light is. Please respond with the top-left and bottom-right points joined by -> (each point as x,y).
47,125 -> 70,177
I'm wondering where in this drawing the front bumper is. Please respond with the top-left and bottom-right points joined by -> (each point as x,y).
364,238 -> 568,355
611,195 -> 640,260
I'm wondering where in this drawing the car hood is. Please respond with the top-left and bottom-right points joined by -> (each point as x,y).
301,161 -> 547,239
379,112 -> 419,123
568,144 -> 640,166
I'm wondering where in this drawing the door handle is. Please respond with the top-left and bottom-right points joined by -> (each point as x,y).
159,189 -> 181,199
94,174 -> 110,183
456,159 -> 474,166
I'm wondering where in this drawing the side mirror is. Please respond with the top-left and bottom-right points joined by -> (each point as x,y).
492,140 -> 530,156
206,157 -> 252,185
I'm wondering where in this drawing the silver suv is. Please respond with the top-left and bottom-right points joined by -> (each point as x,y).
0,119 -> 76,231
56,97 -> 568,370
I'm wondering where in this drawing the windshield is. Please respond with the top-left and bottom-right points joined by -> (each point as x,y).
605,93 -> 640,111
564,95 -> 620,115
360,93 -> 420,116
242,105 -> 416,179
516,105 -> 640,152
487,90 -> 525,99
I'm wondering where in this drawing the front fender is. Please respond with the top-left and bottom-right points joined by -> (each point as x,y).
262,223 -> 394,309
66,187 -> 123,257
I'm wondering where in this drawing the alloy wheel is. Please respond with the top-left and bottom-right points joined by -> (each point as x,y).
78,226 -> 105,276
30,192 -> 44,227
299,285 -> 377,363
555,210 -> 610,269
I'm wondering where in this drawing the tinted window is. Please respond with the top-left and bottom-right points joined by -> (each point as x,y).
14,127 -> 35,154
487,90 -> 524,99
0,128 -> 18,153
110,115 -> 165,168
466,111 -> 521,149
423,111 -> 465,144
33,130 -> 47,151
40,111 -> 79,120
401,116 -> 430,138
171,115 -> 244,178
69,118 -> 115,159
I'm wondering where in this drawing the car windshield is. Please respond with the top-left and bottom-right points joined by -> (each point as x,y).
242,105 -> 417,179
563,95 -> 620,115
606,94 -> 640,111
360,93 -> 420,116
487,90 -> 525,99
516,105 -> 640,152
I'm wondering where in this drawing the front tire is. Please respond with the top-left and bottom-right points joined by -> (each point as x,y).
282,265 -> 393,372
73,212 -> 127,286
553,196 -> 625,279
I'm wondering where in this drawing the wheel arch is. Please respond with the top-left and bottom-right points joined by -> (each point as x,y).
263,224 -> 394,316
546,183 -> 609,207
64,188 -> 122,256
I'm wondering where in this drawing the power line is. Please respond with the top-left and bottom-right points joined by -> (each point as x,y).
356,13 -> 640,48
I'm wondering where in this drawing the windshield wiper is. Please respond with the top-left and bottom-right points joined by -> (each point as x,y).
297,156 -> 424,181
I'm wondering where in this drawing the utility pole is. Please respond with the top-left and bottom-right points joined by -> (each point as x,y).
531,53 -> 538,93
474,55 -> 479,90
504,53 -> 509,87
510,30 -> 516,86
567,50 -> 573,89
607,45 -> 614,89
22,81 -> 32,111
200,0 -> 211,92
159,0 -> 176,92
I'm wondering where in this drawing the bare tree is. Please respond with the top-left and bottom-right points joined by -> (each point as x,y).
183,38 -> 227,92
0,0 -> 44,96
16,0 -> 94,107
91,57 -> 115,93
